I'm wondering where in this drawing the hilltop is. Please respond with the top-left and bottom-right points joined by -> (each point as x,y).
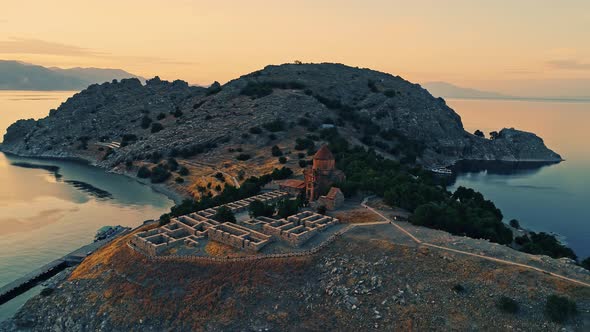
1,63 -> 561,198
1,202 -> 588,331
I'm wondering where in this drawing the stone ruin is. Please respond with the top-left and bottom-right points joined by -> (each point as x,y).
131,190 -> 340,256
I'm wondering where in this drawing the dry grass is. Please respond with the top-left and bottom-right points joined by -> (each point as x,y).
205,241 -> 246,257
333,207 -> 383,224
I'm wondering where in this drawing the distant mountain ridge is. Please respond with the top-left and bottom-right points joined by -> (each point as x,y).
0,60 -> 144,91
422,81 -> 512,99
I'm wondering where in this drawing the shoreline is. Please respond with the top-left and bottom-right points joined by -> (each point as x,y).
0,148 -> 186,206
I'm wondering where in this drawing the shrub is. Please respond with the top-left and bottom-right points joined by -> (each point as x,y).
150,165 -> 171,183
271,167 -> 293,180
474,129 -> 485,138
509,219 -> 520,229
452,284 -> 465,293
159,214 -> 171,226
215,172 -> 225,180
298,152 -> 306,159
497,296 -> 519,314
248,199 -> 275,218
295,137 -> 315,150
299,160 -> 308,168
249,126 -> 263,134
175,177 -> 184,183
213,206 -> 236,223
278,156 -> 287,164
172,108 -> 183,118
40,288 -> 54,297
240,81 -> 306,99
140,116 -> 152,129
520,232 -> 577,260
545,295 -> 577,323
236,154 -> 251,161
515,235 -> 530,245
581,257 -> 590,270
156,112 -> 166,120
166,158 -> 179,171
367,79 -> 378,92
271,145 -> 283,156
151,122 -> 164,133
262,119 -> 286,132
316,205 -> 327,215
179,166 -> 189,176
137,166 -> 151,178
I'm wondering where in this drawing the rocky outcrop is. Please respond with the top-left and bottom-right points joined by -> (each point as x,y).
0,63 -> 561,169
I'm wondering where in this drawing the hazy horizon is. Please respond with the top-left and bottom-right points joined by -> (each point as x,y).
1,0 -> 589,97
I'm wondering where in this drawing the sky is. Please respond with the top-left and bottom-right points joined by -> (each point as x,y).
0,0 -> 589,96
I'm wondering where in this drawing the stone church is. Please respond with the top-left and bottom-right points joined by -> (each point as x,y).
304,145 -> 345,208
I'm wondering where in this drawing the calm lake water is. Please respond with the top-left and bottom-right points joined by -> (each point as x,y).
447,98 -> 590,259
0,91 -> 174,321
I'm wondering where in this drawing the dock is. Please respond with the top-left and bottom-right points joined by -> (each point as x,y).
0,228 -> 130,306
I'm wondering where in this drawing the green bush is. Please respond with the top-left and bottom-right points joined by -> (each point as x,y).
509,219 -> 520,229
240,81 -> 305,99
175,177 -> 184,183
150,164 -> 171,183
156,112 -> 166,120
271,145 -> 283,156
262,119 -> 286,132
249,126 -> 262,134
299,160 -> 308,168
40,287 -> 54,297
520,232 -> 577,260
140,116 -> 152,129
137,166 -> 151,178
278,156 -> 287,164
248,199 -> 275,218
151,122 -> 164,133
236,154 -> 251,161
295,137 -> 315,150
213,206 -> 236,223
545,295 -> 577,323
179,166 -> 189,176
497,296 -> 519,314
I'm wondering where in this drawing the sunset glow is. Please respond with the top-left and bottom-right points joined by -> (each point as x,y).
1,0 -> 589,93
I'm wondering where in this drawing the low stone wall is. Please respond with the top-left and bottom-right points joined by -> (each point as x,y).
128,225 -> 353,263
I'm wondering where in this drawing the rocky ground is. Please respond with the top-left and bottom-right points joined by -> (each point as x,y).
2,216 -> 588,331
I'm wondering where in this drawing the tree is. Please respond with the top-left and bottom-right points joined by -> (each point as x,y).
277,198 -> 300,218
248,199 -> 275,218
474,129 -> 485,138
509,219 -> 520,229
213,206 -> 236,223
271,145 -> 283,156
151,122 -> 164,133
545,295 -> 577,323
137,166 -> 151,178
278,156 -> 287,164
581,257 -> 590,271
489,131 -> 499,140
179,166 -> 189,176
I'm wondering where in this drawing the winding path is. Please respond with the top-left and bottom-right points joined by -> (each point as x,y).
360,198 -> 590,288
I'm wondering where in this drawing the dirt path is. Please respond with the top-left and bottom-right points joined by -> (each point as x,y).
360,198 -> 590,288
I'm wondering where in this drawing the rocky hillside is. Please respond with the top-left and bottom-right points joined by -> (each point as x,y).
1,63 -> 561,175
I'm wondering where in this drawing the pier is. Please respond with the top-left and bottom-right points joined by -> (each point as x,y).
0,228 -> 130,306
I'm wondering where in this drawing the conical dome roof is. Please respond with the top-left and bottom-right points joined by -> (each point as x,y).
314,145 -> 334,160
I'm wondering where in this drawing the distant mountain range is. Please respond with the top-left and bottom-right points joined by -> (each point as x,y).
421,81 -> 513,99
0,60 -> 144,90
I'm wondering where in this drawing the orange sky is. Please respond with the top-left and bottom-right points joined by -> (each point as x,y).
1,0 -> 589,93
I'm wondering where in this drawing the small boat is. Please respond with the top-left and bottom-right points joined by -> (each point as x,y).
430,167 -> 453,175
